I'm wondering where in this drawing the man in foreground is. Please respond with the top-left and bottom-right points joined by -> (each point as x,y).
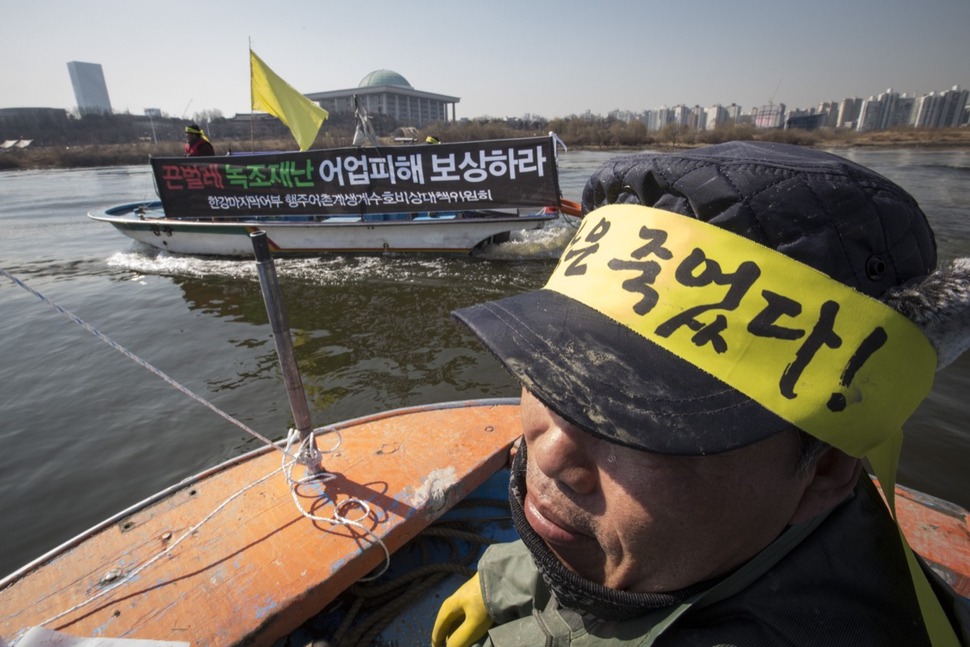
434,141 -> 970,646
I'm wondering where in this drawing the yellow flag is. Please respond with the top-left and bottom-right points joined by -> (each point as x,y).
250,49 -> 329,151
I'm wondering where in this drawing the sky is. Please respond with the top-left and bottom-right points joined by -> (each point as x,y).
2,0 -> 969,122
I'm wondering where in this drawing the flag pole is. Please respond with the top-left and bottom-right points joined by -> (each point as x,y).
249,37 -> 255,152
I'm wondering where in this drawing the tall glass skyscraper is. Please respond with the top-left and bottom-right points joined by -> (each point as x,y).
67,61 -> 112,115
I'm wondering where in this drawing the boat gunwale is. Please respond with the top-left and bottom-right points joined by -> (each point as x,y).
0,397 -> 520,590
86,201 -> 561,226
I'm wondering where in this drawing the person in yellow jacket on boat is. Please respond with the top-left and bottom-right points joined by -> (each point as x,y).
435,142 -> 970,646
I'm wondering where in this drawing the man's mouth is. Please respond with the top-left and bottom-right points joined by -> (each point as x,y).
524,492 -> 591,547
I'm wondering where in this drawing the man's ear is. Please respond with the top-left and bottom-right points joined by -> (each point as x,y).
790,449 -> 863,524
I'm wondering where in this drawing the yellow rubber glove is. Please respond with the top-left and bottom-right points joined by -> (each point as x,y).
431,572 -> 494,647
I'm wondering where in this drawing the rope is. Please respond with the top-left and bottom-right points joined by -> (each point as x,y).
280,429 -> 392,582
0,266 -> 294,463
322,516 -> 504,646
348,569 -> 460,647
417,526 -> 501,546
348,562 -> 478,600
2,268 -> 392,634
45,466 -> 284,630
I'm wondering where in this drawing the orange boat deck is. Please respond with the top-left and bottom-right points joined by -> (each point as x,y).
0,401 -> 523,647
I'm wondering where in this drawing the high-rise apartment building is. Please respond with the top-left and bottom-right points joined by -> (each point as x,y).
67,61 -> 112,116
753,103 -> 786,128
940,86 -> 969,127
836,98 -> 863,129
704,104 -> 729,131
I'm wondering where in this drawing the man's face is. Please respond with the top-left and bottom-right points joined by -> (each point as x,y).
520,388 -> 814,593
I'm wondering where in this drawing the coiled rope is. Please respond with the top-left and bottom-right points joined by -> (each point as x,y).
328,517 -> 504,647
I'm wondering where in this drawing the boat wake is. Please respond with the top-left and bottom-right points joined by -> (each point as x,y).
477,217 -> 579,261
107,245 -> 259,280
104,217 -> 579,281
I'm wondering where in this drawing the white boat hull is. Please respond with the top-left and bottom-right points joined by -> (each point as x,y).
88,201 -> 559,257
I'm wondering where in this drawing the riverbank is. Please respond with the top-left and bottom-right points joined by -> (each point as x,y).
0,137 -> 298,171
2,128 -> 968,171
803,127 -> 970,149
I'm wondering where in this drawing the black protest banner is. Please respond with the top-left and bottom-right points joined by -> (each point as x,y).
151,136 -> 561,218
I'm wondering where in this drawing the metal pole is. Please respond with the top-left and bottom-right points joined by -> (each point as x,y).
250,232 -> 320,468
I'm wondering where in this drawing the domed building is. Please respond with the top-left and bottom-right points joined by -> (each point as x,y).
305,69 -> 459,127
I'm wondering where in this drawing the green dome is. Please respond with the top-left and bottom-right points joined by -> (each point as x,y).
359,69 -> 412,89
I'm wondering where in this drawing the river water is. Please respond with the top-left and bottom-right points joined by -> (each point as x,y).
1,147 -> 968,578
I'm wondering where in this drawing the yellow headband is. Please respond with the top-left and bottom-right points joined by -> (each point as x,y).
546,205 -> 936,455
185,126 -> 203,135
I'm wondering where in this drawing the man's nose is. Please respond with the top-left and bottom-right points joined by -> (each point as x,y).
526,410 -> 599,496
